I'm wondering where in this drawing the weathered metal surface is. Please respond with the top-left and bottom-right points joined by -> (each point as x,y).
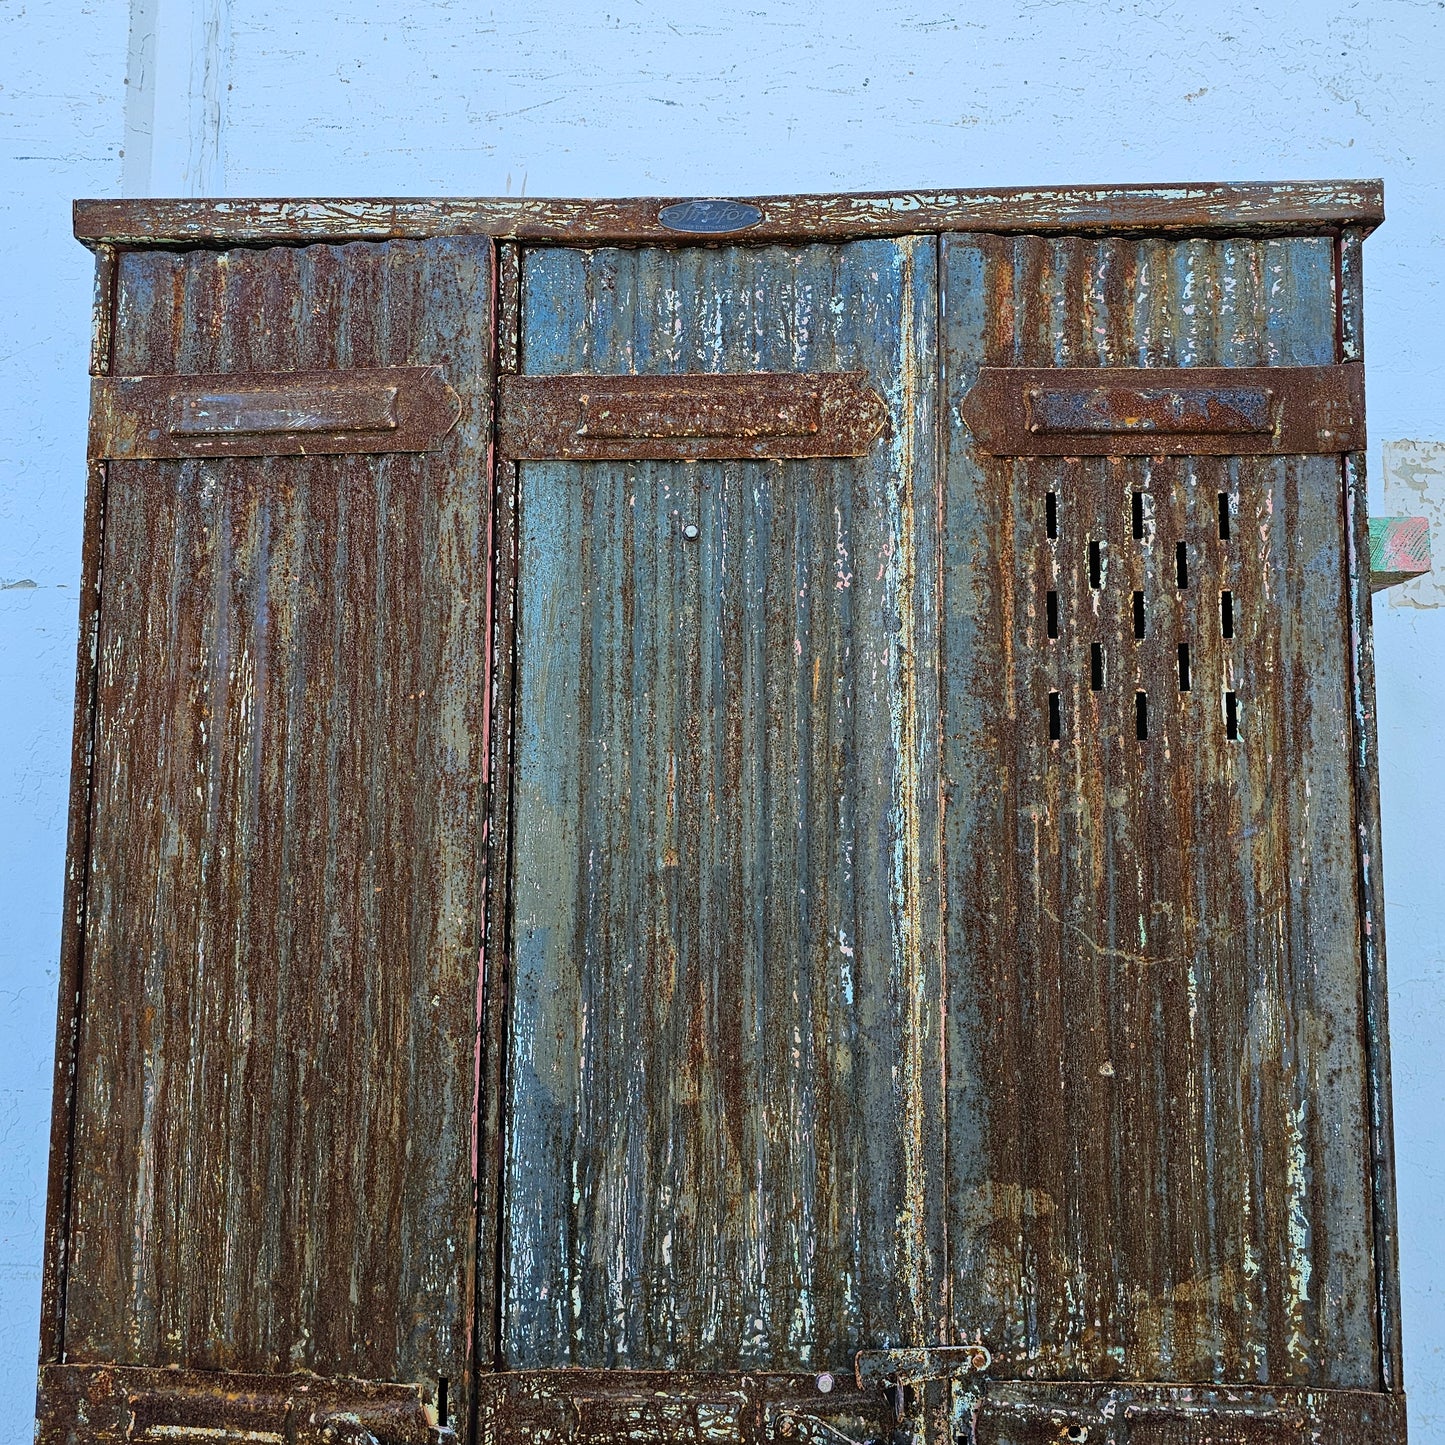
502,238 -> 943,1369
951,1381 -> 1406,1445
59,235 -> 493,1420
72,180 -> 1383,249
90,365 -> 460,459
43,247 -> 124,1365
475,1370 -> 895,1445
89,243 -> 117,377
47,189 -> 1407,1445
497,371 -> 888,460
854,1345 -> 993,1389
1368,515 -> 1432,590
40,456 -> 109,1367
470,1373 -> 1407,1445
1339,222 -> 1403,1395
960,364 -> 1364,456
36,1363 -> 450,1445
474,241 -> 522,1395
941,233 -> 1379,1384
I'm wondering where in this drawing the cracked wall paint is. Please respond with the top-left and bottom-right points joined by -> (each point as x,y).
1383,441 -> 1445,609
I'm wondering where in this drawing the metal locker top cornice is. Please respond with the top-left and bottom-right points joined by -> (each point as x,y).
73,177 -> 1385,247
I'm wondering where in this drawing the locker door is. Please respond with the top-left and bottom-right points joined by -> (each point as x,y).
938,233 -> 1388,1442
491,238 -> 945,1441
42,236 -> 492,1443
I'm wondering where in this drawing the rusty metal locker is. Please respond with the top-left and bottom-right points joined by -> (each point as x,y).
37,182 -> 1410,1445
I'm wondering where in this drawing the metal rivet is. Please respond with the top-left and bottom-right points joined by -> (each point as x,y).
682,523 -> 700,540
815,1372 -> 834,1394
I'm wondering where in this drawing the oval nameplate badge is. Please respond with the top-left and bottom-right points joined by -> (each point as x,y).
657,199 -> 764,234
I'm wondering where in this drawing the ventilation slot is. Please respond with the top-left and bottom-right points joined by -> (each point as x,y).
1046,589 -> 1059,638
1136,692 -> 1148,740
1132,491 -> 1145,539
1225,691 -> 1239,740
1221,590 -> 1235,639
1090,642 -> 1104,691
1178,643 -> 1191,692
1048,691 -> 1061,740
1176,541 -> 1189,588
1218,492 -> 1231,540
438,1377 -> 449,1428
1133,590 -> 1145,639
1089,540 -> 1102,589
1046,490 -> 1058,539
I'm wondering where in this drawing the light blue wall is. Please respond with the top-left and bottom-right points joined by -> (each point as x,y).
2,0 -> 1441,1436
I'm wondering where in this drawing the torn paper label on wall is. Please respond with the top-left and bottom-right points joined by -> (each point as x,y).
1383,441 -> 1444,608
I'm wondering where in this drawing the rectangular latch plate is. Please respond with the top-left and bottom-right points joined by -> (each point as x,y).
497,371 -> 888,460
960,363 -> 1364,456
90,366 -> 460,460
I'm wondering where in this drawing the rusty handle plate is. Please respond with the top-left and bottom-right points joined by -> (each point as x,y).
498,371 -> 888,460
91,366 -> 460,459
960,363 -> 1363,456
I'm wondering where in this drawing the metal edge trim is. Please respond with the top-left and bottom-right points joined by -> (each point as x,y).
72,180 -> 1385,249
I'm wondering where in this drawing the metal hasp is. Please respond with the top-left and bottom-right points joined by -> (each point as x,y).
854,1346 -> 993,1391
40,181 -> 1405,1445
90,365 -> 461,458
959,364 -> 1364,456
496,371 -> 888,460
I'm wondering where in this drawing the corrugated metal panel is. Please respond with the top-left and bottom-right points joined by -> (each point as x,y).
62,237 -> 493,1397
503,239 -> 942,1369
940,234 -> 1377,1385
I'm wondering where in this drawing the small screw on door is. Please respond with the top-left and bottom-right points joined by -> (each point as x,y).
816,1372 -> 835,1394
682,522 -> 700,540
